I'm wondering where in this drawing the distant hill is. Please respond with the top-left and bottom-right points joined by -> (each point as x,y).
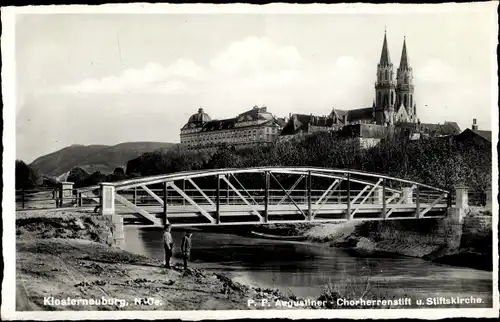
30,142 -> 178,177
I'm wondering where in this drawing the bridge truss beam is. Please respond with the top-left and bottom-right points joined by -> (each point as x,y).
89,167 -> 449,227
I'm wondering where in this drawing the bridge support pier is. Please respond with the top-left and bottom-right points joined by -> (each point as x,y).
448,185 -> 468,225
441,186 -> 469,253
103,214 -> 125,249
373,187 -> 383,204
99,183 -> 124,249
58,182 -> 74,207
99,183 -> 116,215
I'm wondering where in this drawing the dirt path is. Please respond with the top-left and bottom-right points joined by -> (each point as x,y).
16,238 -> 287,311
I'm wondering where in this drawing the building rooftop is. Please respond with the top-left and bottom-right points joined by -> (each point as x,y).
471,129 -> 492,142
280,113 -> 336,135
397,121 -> 461,137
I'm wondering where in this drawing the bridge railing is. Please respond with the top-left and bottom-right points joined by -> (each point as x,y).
31,167 -> 456,225
15,186 -> 99,210
113,186 -> 448,209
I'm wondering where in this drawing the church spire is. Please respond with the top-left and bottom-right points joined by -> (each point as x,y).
379,30 -> 391,66
399,36 -> 409,70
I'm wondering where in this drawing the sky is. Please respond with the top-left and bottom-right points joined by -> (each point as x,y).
13,3 -> 497,163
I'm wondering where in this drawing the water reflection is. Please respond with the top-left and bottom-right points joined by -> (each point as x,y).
124,226 -> 492,306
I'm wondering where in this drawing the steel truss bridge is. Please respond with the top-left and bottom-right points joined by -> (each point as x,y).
71,167 -> 451,227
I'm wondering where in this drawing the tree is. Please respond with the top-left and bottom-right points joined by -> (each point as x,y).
67,167 -> 90,187
16,160 -> 42,190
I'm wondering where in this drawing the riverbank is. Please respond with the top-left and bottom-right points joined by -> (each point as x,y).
16,211 -> 298,311
16,210 -> 492,311
252,207 -> 492,271
16,211 -> 379,311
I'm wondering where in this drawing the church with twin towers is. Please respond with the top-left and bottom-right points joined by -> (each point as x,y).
373,31 -> 417,125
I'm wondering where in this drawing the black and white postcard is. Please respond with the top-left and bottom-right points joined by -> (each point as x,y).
2,2 -> 498,320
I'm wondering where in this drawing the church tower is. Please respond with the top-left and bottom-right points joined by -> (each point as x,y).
395,37 -> 416,122
374,31 -> 396,125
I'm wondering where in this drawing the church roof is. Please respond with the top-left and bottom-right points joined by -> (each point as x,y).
334,123 -> 388,139
379,31 -> 391,66
397,121 -> 462,137
346,107 -> 373,123
280,113 -> 335,135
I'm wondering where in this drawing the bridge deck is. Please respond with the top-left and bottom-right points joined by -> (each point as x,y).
114,202 -> 448,226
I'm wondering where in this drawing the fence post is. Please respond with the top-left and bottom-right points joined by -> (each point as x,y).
133,187 -> 137,204
22,188 -> 25,209
78,192 -> 83,207
58,186 -> 63,208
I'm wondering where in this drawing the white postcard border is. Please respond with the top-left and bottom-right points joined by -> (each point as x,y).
2,2 -> 498,320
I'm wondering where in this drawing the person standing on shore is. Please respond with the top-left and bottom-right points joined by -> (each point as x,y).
163,225 -> 173,268
181,230 -> 193,270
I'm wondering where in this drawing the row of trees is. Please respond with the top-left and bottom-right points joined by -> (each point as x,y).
16,132 -> 491,193
123,132 -> 491,193
15,160 -> 129,190
67,167 -> 128,188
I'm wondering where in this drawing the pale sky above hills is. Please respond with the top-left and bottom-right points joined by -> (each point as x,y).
13,3 -> 497,163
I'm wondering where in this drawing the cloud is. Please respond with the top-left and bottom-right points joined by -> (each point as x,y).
210,37 -> 303,77
327,56 -> 369,84
415,58 -> 458,83
60,38 -> 304,95
60,59 -> 205,94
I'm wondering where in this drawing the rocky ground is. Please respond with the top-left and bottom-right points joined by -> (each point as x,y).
16,237 -> 293,311
16,211 -> 298,311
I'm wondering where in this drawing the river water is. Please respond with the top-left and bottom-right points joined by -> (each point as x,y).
124,226 -> 492,308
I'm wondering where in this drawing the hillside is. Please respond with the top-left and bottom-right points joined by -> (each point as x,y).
30,142 -> 177,177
